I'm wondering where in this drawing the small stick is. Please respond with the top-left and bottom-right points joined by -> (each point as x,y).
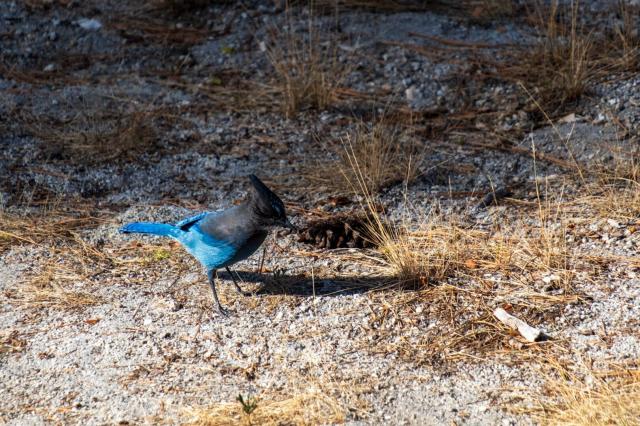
494,308 -> 544,342
476,186 -> 513,209
258,243 -> 267,274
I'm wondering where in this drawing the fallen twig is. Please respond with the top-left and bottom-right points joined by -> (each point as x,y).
494,308 -> 545,342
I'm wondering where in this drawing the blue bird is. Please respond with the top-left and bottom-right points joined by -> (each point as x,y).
120,175 -> 294,315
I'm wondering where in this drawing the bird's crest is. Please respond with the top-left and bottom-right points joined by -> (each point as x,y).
249,174 -> 285,218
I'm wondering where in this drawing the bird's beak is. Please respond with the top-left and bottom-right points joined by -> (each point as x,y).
283,218 -> 297,232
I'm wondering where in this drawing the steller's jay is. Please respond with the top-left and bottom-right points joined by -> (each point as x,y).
120,175 -> 295,316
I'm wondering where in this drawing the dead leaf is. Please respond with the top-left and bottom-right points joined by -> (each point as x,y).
464,259 -> 478,269
558,113 -> 579,124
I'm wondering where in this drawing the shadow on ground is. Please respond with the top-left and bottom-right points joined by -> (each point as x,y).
218,269 -> 403,297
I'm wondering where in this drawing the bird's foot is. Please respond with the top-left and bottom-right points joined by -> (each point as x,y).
234,285 -> 253,297
216,304 -> 231,317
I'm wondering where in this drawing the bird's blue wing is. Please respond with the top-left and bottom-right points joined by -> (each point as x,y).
175,212 -> 212,231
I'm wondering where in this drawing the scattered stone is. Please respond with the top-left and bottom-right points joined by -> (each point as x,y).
77,18 -> 102,30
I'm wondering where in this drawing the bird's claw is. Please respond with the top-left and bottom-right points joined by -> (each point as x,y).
236,288 -> 253,297
217,305 -> 231,317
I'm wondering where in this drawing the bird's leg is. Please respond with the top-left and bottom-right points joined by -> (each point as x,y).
207,269 -> 229,316
225,266 -> 251,296
258,244 -> 267,274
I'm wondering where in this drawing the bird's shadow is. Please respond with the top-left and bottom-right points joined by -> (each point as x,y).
217,269 -> 402,297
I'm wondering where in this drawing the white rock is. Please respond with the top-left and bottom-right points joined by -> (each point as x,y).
77,18 -> 102,31
542,274 -> 560,284
405,86 -> 418,102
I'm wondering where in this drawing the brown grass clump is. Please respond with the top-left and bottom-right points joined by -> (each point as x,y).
530,362 -> 640,426
342,144 -> 578,362
306,117 -> 422,195
0,207 -> 103,254
499,0 -> 596,114
184,389 -> 345,426
22,109 -> 158,163
439,1 -> 606,121
12,267 -> 102,309
345,130 -> 572,290
340,120 -> 423,194
573,139 -> 640,221
0,205 -> 111,310
358,210 -> 577,364
588,185 -> 640,222
537,1 -> 593,105
266,9 -> 349,118
365,208 -> 574,290
366,214 -> 471,286
611,1 -> 640,72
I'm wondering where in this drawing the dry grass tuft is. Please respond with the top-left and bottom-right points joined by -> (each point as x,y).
345,129 -> 573,290
587,185 -> 640,222
0,207 -> 104,254
365,214 -> 470,286
364,208 -> 574,291
341,143 -> 579,362
357,210 -> 578,363
184,389 -> 346,426
22,108 -> 159,163
611,1 -> 640,72
496,0 -> 596,113
340,120 -> 422,194
12,270 -> 102,309
306,116 -> 422,195
537,1 -> 593,105
530,361 -> 640,426
0,205 -> 113,310
266,9 -> 349,118
575,140 -> 640,221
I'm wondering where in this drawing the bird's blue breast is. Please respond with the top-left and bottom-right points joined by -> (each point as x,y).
177,222 -> 238,270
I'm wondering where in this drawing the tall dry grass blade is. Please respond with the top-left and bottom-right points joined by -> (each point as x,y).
266,5 -> 349,117
527,361 -> 640,426
184,390 -> 346,426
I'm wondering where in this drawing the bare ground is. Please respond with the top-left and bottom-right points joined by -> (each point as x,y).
1,1 -> 639,425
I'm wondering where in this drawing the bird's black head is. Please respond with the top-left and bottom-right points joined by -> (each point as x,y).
248,174 -> 295,231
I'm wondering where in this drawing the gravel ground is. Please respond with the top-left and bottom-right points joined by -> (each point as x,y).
1,1 -> 639,425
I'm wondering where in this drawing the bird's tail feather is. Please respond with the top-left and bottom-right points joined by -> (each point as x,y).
120,222 -> 181,238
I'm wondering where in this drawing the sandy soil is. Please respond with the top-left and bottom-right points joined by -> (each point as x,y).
1,1 -> 639,425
